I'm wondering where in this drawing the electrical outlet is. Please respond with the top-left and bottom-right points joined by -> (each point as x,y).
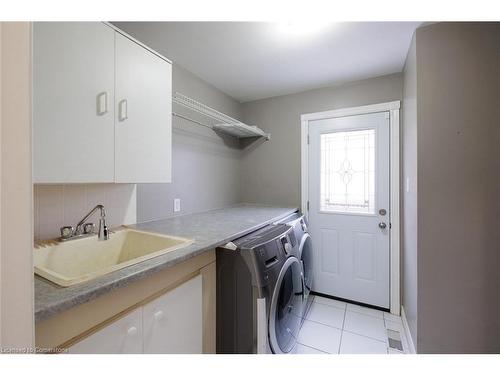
173,198 -> 181,212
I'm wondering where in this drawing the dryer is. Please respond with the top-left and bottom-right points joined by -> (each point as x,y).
216,224 -> 304,354
278,213 -> 314,321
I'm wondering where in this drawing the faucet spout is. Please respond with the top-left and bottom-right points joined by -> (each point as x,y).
75,204 -> 109,241
97,214 -> 109,241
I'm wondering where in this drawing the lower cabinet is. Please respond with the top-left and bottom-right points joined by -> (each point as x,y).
68,275 -> 203,354
68,308 -> 143,354
143,275 -> 202,353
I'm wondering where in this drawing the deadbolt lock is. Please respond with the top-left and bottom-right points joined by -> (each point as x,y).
379,208 -> 387,216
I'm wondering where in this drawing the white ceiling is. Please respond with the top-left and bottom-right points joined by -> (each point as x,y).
113,22 -> 421,103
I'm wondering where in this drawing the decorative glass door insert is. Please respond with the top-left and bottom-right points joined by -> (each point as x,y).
319,129 -> 375,214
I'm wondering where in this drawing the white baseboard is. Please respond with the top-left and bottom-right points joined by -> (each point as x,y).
401,306 -> 416,354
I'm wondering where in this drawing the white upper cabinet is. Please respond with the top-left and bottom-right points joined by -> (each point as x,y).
114,33 -> 172,183
33,22 -> 116,183
33,22 -> 172,184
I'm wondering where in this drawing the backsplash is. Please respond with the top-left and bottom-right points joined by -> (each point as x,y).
34,184 -> 137,241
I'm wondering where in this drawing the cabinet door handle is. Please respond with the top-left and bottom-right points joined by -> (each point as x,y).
126,326 -> 138,337
154,310 -> 164,321
118,99 -> 128,122
96,92 -> 108,116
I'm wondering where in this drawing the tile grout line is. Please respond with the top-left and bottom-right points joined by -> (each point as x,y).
304,301 -> 346,330
383,314 -> 389,351
312,300 -> 347,311
303,316 -> 343,331
298,342 -> 330,354
342,328 -> 388,344
338,305 -> 347,354
313,300 -> 348,309
345,306 -> 385,320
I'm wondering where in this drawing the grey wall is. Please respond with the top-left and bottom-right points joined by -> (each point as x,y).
240,73 -> 403,206
137,64 -> 243,222
411,22 -> 500,353
402,34 -> 418,349
138,67 -> 404,222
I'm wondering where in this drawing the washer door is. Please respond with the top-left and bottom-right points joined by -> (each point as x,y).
269,257 -> 304,354
300,233 -> 313,295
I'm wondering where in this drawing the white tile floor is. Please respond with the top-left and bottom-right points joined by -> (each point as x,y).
293,295 -> 409,354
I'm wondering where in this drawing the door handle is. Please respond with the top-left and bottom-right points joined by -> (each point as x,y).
118,99 -> 128,122
378,222 -> 387,229
96,92 -> 108,116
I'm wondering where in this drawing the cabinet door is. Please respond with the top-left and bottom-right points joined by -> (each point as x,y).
68,308 -> 143,354
143,275 -> 203,353
33,22 -> 115,183
114,33 -> 172,183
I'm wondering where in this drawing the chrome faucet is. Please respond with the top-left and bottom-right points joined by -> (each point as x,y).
59,204 -> 110,241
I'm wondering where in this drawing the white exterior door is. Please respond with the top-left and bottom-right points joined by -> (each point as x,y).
308,112 -> 390,308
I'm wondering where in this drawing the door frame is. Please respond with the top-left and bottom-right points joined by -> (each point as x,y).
300,101 -> 401,315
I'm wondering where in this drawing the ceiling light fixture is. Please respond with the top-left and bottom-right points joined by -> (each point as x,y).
275,21 -> 333,36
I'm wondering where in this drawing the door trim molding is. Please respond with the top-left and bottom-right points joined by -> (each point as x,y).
300,100 -> 401,315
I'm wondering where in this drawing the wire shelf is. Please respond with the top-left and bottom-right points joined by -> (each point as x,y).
173,92 -> 270,141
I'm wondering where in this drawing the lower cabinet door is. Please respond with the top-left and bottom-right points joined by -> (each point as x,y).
143,275 -> 203,353
68,308 -> 143,354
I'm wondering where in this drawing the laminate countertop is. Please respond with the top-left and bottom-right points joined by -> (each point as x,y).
35,204 -> 298,322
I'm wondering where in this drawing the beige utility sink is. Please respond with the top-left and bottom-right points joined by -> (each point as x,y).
34,228 -> 193,287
